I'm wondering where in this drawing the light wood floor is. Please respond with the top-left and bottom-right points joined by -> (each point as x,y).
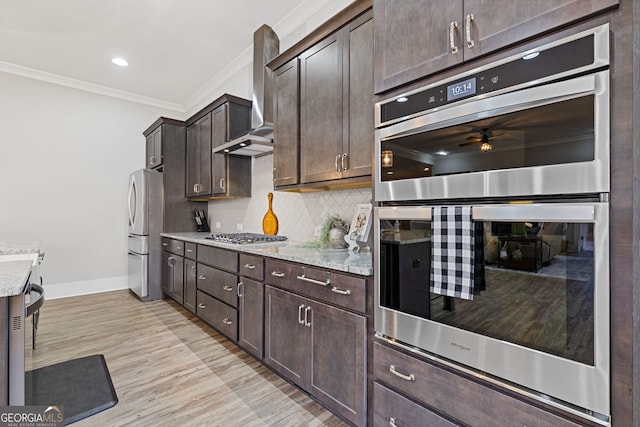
25,290 -> 348,427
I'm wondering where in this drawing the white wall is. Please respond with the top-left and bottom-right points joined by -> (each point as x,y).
0,72 -> 180,298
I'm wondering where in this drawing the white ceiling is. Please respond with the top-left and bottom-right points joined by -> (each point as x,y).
0,0 -> 308,111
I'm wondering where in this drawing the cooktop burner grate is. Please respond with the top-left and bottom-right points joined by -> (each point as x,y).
206,232 -> 288,244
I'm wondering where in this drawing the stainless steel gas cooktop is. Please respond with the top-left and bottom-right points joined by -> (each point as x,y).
206,232 -> 287,244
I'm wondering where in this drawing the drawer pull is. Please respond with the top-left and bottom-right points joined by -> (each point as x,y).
389,417 -> 398,427
297,268 -> 330,287
389,365 -> 415,381
244,263 -> 256,270
198,275 -> 206,280
271,271 -> 285,278
162,242 -> 168,247
198,303 -> 206,309
331,287 -> 351,296
223,285 -> 233,292
223,318 -> 233,325
187,248 -> 193,253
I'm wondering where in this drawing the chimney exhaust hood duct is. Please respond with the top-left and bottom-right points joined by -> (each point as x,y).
215,25 -> 280,156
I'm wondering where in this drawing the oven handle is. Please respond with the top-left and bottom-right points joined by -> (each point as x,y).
376,204 -> 596,223
378,72 -> 600,142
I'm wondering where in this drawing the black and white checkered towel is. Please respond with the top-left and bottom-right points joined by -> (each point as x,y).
430,206 -> 480,301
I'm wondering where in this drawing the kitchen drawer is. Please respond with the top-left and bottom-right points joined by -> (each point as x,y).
161,238 -> 184,256
265,259 -> 366,314
197,263 -> 238,308
239,253 -> 264,281
373,342 -> 584,427
184,242 -> 197,259
197,245 -> 238,272
373,382 -> 459,427
197,290 -> 237,342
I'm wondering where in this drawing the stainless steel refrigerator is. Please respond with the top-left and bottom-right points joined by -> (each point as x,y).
127,169 -> 163,301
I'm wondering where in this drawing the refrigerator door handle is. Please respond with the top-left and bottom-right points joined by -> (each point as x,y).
128,176 -> 137,229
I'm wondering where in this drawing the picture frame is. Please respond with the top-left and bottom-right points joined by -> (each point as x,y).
348,203 -> 372,242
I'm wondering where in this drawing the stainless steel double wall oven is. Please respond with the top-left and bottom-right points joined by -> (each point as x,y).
374,24 -> 610,423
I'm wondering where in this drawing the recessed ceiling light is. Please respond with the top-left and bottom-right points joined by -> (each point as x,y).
112,57 -> 128,67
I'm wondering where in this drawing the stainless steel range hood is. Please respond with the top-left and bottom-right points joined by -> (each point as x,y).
215,25 -> 279,156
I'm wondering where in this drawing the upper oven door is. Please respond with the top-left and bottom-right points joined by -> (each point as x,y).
375,69 -> 609,202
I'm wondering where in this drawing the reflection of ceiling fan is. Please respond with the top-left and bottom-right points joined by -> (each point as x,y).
459,128 -> 503,151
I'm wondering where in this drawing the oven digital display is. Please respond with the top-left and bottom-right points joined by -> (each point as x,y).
447,77 -> 477,101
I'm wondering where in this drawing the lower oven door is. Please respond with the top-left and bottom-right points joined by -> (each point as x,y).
374,202 -> 609,418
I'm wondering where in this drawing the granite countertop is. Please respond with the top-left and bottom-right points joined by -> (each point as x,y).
0,242 -> 40,297
161,232 -> 372,276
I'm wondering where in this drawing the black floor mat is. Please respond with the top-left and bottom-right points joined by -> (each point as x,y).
25,354 -> 118,425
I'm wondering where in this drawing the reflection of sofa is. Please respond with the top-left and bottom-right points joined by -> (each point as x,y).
484,222 -> 565,264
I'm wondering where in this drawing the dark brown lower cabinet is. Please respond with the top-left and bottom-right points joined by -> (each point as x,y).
238,277 -> 264,359
197,290 -> 237,342
183,258 -> 196,314
264,285 -> 367,426
373,342 -> 587,427
161,251 -> 184,304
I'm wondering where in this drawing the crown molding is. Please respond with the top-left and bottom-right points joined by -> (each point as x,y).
0,61 -> 185,114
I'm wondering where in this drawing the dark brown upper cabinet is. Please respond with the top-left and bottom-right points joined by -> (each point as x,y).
272,58 -> 300,188
145,125 -> 162,169
270,9 -> 373,191
185,95 -> 252,199
373,0 -> 619,94
299,11 -> 373,185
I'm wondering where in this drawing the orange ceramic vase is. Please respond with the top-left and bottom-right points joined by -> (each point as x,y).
262,192 -> 279,235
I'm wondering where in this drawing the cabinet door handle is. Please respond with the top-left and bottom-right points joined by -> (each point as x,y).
168,257 -> 175,267
298,304 -> 305,325
223,318 -> 233,325
449,21 -> 459,54
335,154 -> 341,172
271,271 -> 285,278
341,153 -> 348,171
389,365 -> 415,381
198,303 -> 206,309
244,263 -> 256,270
389,417 -> 398,427
237,282 -> 244,297
223,285 -> 233,292
465,13 -> 475,48
150,156 -> 156,165
331,287 -> 351,296
198,275 -> 206,280
191,265 -> 196,276
465,14 -> 475,48
219,178 -> 225,189
304,306 -> 312,327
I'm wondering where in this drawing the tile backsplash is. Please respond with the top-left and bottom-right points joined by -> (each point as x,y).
207,154 -> 372,243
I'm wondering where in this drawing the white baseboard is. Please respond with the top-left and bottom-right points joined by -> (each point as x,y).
44,275 -> 129,300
